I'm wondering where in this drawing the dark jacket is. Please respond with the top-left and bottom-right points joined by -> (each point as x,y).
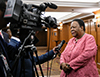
2,31 -> 9,43
0,35 -> 21,77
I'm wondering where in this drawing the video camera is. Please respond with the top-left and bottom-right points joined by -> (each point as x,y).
4,0 -> 57,31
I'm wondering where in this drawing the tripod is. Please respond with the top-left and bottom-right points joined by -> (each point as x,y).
11,30 -> 44,77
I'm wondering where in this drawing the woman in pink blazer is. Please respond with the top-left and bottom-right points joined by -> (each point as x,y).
60,19 -> 99,77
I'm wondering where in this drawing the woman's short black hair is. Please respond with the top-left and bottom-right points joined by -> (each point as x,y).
72,19 -> 85,31
0,0 -> 7,11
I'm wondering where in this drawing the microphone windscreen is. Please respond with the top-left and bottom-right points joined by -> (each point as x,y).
58,40 -> 65,49
48,2 -> 58,9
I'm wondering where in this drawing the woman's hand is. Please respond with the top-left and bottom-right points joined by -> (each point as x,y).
60,62 -> 73,74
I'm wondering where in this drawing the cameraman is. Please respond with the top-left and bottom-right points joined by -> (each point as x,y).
0,0 -> 21,77
9,25 -> 60,77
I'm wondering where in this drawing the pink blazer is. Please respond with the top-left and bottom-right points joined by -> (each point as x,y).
60,33 -> 99,77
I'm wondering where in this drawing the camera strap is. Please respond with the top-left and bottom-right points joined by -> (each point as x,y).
0,43 -> 13,77
0,52 -> 13,77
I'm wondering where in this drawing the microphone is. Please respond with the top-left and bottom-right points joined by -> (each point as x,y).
52,40 -> 65,59
44,2 -> 58,9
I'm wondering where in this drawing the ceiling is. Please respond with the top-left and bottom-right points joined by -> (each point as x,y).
22,0 -> 100,24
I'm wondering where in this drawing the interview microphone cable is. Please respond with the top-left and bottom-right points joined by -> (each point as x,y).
46,28 -> 51,77
49,40 -> 65,77
49,50 -> 60,77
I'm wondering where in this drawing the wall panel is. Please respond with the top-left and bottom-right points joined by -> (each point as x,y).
35,30 -> 47,46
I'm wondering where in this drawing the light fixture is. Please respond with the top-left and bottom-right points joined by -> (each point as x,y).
45,29 -> 47,31
59,22 -> 63,30
57,26 -> 60,29
53,29 -> 57,31
93,10 -> 100,27
96,15 -> 100,27
92,18 -> 97,23
95,14 -> 100,27
85,23 -> 88,27
92,17 -> 97,31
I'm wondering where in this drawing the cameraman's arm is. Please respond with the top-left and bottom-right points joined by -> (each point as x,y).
34,50 -> 54,64
34,46 -> 60,64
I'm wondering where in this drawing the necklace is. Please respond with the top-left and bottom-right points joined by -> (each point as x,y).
76,33 -> 85,42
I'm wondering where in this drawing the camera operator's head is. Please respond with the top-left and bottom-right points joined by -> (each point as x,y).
0,0 -> 8,29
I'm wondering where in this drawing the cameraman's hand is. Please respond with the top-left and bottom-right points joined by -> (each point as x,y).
53,46 -> 60,53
